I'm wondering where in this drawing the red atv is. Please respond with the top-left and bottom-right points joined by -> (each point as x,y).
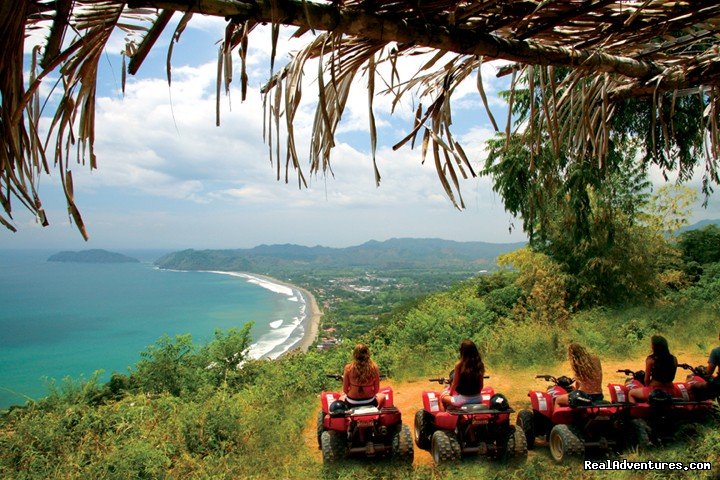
517,374 -> 632,462
414,376 -> 527,464
316,374 -> 413,463
606,364 -> 716,445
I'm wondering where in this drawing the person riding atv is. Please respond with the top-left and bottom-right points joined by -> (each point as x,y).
440,340 -> 485,410
629,335 -> 678,404
342,343 -> 385,408
554,343 -> 603,407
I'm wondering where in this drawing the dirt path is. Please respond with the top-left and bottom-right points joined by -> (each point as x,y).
305,351 -> 708,465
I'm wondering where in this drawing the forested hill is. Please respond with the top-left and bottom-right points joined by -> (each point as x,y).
48,249 -> 139,263
154,238 -> 526,271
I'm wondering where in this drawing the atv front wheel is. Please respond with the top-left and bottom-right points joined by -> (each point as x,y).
548,424 -> 585,463
392,424 -> 414,463
516,409 -> 535,449
414,410 -> 432,450
316,411 -> 325,449
431,430 -> 461,464
320,430 -> 346,463
501,426 -> 528,460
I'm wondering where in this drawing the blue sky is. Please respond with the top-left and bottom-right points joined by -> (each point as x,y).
3,15 -> 718,250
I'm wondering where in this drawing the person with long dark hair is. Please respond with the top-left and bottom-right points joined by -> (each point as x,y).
441,339 -> 486,409
629,335 -> 678,403
342,344 -> 385,407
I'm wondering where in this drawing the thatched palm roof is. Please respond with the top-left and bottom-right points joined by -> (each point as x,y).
3,0 -> 720,238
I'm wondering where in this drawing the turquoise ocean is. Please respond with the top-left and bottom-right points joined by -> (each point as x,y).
0,250 -> 307,409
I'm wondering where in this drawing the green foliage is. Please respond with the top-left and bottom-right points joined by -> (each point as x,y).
679,224 -> 720,265
497,248 -> 570,324
614,95 -> 707,193
643,185 -> 697,236
199,324 -> 253,387
484,320 -> 564,366
680,262 -> 720,305
134,334 -> 203,397
89,439 -> 171,479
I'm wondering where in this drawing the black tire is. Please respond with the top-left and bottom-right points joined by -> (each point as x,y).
320,430 -> 346,463
627,418 -> 652,450
548,424 -> 585,463
316,411 -> 325,449
516,409 -> 536,449
414,410 -> 432,450
392,424 -> 414,463
430,430 -> 461,464
501,426 -> 528,460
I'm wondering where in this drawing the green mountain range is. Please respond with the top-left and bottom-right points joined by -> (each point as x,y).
155,238 -> 527,272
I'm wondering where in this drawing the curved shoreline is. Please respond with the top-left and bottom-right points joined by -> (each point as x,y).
241,273 -> 323,355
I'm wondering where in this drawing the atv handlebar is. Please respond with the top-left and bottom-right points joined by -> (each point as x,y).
678,363 -> 707,377
325,374 -> 387,381
616,369 -> 635,375
536,374 -> 575,386
428,375 -> 490,385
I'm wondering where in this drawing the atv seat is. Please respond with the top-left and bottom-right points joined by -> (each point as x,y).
351,406 -> 381,415
451,403 -> 488,413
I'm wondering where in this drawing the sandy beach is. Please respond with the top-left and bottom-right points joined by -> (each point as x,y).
241,273 -> 323,354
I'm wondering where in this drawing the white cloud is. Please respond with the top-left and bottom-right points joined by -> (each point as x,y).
8,23 -> 528,248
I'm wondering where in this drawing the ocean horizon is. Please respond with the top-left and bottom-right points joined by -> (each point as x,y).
0,249 -> 307,409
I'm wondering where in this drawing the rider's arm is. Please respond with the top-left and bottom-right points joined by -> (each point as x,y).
449,365 -> 460,394
644,357 -> 653,385
373,368 -> 380,395
342,365 -> 351,395
708,348 -> 720,377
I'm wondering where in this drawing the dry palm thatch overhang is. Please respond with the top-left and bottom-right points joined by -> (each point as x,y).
3,0 -> 720,239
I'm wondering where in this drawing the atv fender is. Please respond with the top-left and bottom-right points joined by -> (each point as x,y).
380,387 -> 395,407
434,412 -> 458,430
607,383 -> 629,403
529,391 -> 555,419
321,392 -> 341,414
423,391 -> 443,413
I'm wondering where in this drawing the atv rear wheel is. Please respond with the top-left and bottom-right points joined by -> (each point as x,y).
516,409 -> 535,449
627,418 -> 652,450
392,424 -> 414,463
316,411 -> 325,449
414,410 -> 432,450
320,430 -> 346,463
548,424 -> 585,463
501,426 -> 528,460
431,430 -> 461,464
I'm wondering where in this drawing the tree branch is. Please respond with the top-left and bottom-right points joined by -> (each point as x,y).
129,0 -> 665,81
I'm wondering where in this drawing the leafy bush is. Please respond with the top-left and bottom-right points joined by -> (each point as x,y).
482,285 -> 523,318
88,439 -> 170,479
134,334 -> 203,397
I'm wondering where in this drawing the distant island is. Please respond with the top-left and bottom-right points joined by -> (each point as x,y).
48,249 -> 139,263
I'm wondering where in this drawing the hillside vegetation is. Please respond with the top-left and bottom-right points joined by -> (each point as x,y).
2,222 -> 720,479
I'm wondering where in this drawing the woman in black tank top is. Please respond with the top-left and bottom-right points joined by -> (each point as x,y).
441,340 -> 485,409
629,335 -> 678,403
646,335 -> 677,386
